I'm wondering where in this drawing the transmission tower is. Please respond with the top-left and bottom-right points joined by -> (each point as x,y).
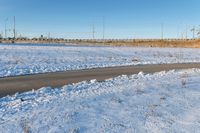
161,23 -> 164,40
92,23 -> 95,40
5,18 -> 8,38
13,16 -> 16,39
191,26 -> 195,39
103,18 -> 105,40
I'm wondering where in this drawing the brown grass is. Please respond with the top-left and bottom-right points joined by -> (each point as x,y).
94,39 -> 200,48
1,38 -> 200,48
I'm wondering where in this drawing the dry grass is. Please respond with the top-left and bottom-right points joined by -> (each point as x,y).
2,39 -> 200,48
98,39 -> 200,48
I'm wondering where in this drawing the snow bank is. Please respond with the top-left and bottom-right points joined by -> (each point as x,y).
0,69 -> 200,132
0,43 -> 200,77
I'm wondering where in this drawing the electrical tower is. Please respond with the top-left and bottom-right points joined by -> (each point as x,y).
185,24 -> 188,39
161,23 -> 164,40
92,23 -> 95,40
13,16 -> 16,39
5,18 -> 8,39
103,18 -> 105,41
191,26 -> 195,39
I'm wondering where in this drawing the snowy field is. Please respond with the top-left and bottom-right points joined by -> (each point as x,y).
0,43 -> 200,77
0,69 -> 200,132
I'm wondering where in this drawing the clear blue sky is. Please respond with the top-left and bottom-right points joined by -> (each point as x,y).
0,0 -> 200,39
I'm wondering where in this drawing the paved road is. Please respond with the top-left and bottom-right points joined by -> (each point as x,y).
0,63 -> 200,98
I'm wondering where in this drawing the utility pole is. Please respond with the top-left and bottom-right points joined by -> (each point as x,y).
191,26 -> 195,39
177,26 -> 179,39
13,16 -> 16,39
5,18 -> 8,39
161,23 -> 164,40
0,31 -> 2,39
181,32 -> 184,40
185,24 -> 188,40
47,32 -> 51,43
102,18 -> 105,41
48,32 -> 51,39
92,23 -> 95,40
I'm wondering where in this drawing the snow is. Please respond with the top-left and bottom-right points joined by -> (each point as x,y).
0,43 -> 200,77
0,69 -> 200,132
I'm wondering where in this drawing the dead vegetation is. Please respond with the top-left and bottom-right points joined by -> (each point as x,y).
1,38 -> 200,48
91,39 -> 200,48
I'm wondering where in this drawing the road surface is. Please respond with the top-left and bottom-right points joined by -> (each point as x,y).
0,63 -> 200,97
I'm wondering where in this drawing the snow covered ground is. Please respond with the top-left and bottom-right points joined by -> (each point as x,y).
0,69 -> 200,133
0,43 -> 200,77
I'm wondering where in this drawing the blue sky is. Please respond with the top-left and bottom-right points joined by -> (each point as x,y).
0,0 -> 200,39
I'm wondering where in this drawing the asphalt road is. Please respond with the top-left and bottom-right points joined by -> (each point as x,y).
0,63 -> 200,98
